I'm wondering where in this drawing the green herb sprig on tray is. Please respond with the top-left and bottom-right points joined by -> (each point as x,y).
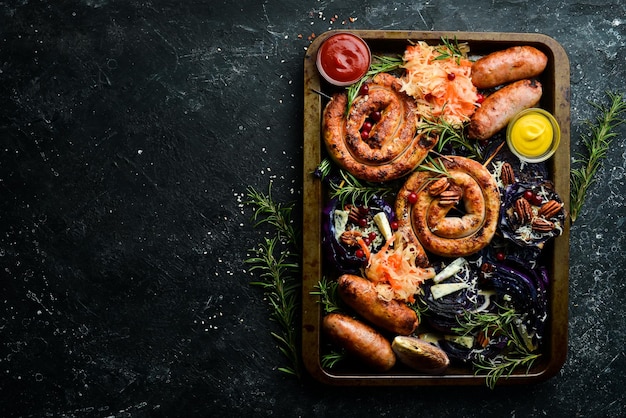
452,306 -> 540,390
245,183 -> 301,377
433,36 -> 468,64
419,116 -> 483,160
346,54 -> 404,111
416,155 -> 451,178
570,91 -> 626,222
311,277 -> 347,369
311,276 -> 342,314
328,167 -> 392,207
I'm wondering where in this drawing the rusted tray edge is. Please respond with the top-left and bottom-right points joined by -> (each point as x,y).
302,30 -> 570,386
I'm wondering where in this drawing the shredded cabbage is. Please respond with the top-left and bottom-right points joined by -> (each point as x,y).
365,232 -> 435,303
399,41 -> 478,127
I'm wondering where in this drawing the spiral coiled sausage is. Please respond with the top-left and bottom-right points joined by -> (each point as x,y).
395,156 -> 500,257
322,73 -> 438,182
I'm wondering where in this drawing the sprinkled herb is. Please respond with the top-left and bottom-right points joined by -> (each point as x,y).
570,91 -> 626,222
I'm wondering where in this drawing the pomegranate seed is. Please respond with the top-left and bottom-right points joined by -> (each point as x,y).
496,252 -> 505,261
523,190 -> 535,201
362,237 -> 370,246
408,192 -> 418,204
359,84 -> 369,96
390,221 -> 399,230
532,195 -> 544,206
360,130 -> 369,140
371,111 -> 382,122
447,72 -> 456,81
368,232 -> 377,241
362,121 -> 373,132
358,218 -> 368,228
476,93 -> 485,104
355,249 -> 365,258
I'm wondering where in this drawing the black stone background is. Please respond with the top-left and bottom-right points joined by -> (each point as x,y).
1,1 -> 625,417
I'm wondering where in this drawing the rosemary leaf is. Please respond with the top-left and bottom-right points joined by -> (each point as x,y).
346,54 -> 403,111
321,350 -> 347,369
453,306 -> 540,389
245,186 -> 301,378
416,156 -> 451,178
311,277 -> 342,314
328,169 -> 391,207
246,182 -> 298,245
419,116 -> 482,159
570,91 -> 626,222
433,36 -> 468,64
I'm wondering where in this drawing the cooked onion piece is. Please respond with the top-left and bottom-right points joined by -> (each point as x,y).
395,156 -> 500,257
322,73 -> 438,182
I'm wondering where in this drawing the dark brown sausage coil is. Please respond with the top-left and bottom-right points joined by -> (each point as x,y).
395,156 -> 500,258
322,73 -> 438,182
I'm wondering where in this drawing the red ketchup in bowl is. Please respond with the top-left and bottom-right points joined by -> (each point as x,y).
316,32 -> 371,86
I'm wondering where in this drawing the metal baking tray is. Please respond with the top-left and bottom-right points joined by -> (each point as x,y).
302,30 -> 570,386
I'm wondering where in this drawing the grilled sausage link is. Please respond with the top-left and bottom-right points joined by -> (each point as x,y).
395,156 -> 500,257
322,312 -> 396,372
471,45 -> 548,89
468,79 -> 542,140
337,274 -> 418,336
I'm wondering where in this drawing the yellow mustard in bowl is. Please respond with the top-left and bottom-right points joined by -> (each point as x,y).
506,108 -> 560,163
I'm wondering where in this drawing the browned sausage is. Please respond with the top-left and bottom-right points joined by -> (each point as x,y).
471,45 -> 548,89
395,156 -> 500,257
322,73 -> 438,182
468,79 -> 542,140
322,312 -> 396,372
337,274 -> 418,335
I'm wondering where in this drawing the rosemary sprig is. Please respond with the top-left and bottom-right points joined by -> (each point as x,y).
453,306 -> 540,389
313,157 -> 333,181
416,156 -> 451,177
433,36 -> 468,64
311,276 -> 342,314
346,54 -> 404,110
246,183 -> 298,245
570,91 -> 626,222
419,116 -> 483,159
321,350 -> 347,369
246,237 -> 300,377
328,169 -> 391,207
475,351 -> 541,390
245,184 -> 301,377
311,277 -> 348,369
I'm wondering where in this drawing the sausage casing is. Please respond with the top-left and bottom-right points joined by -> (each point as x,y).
471,45 -> 548,89
322,313 -> 396,372
468,79 -> 542,140
395,156 -> 500,257
337,274 -> 418,336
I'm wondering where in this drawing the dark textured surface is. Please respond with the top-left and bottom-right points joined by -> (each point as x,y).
1,1 -> 625,417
